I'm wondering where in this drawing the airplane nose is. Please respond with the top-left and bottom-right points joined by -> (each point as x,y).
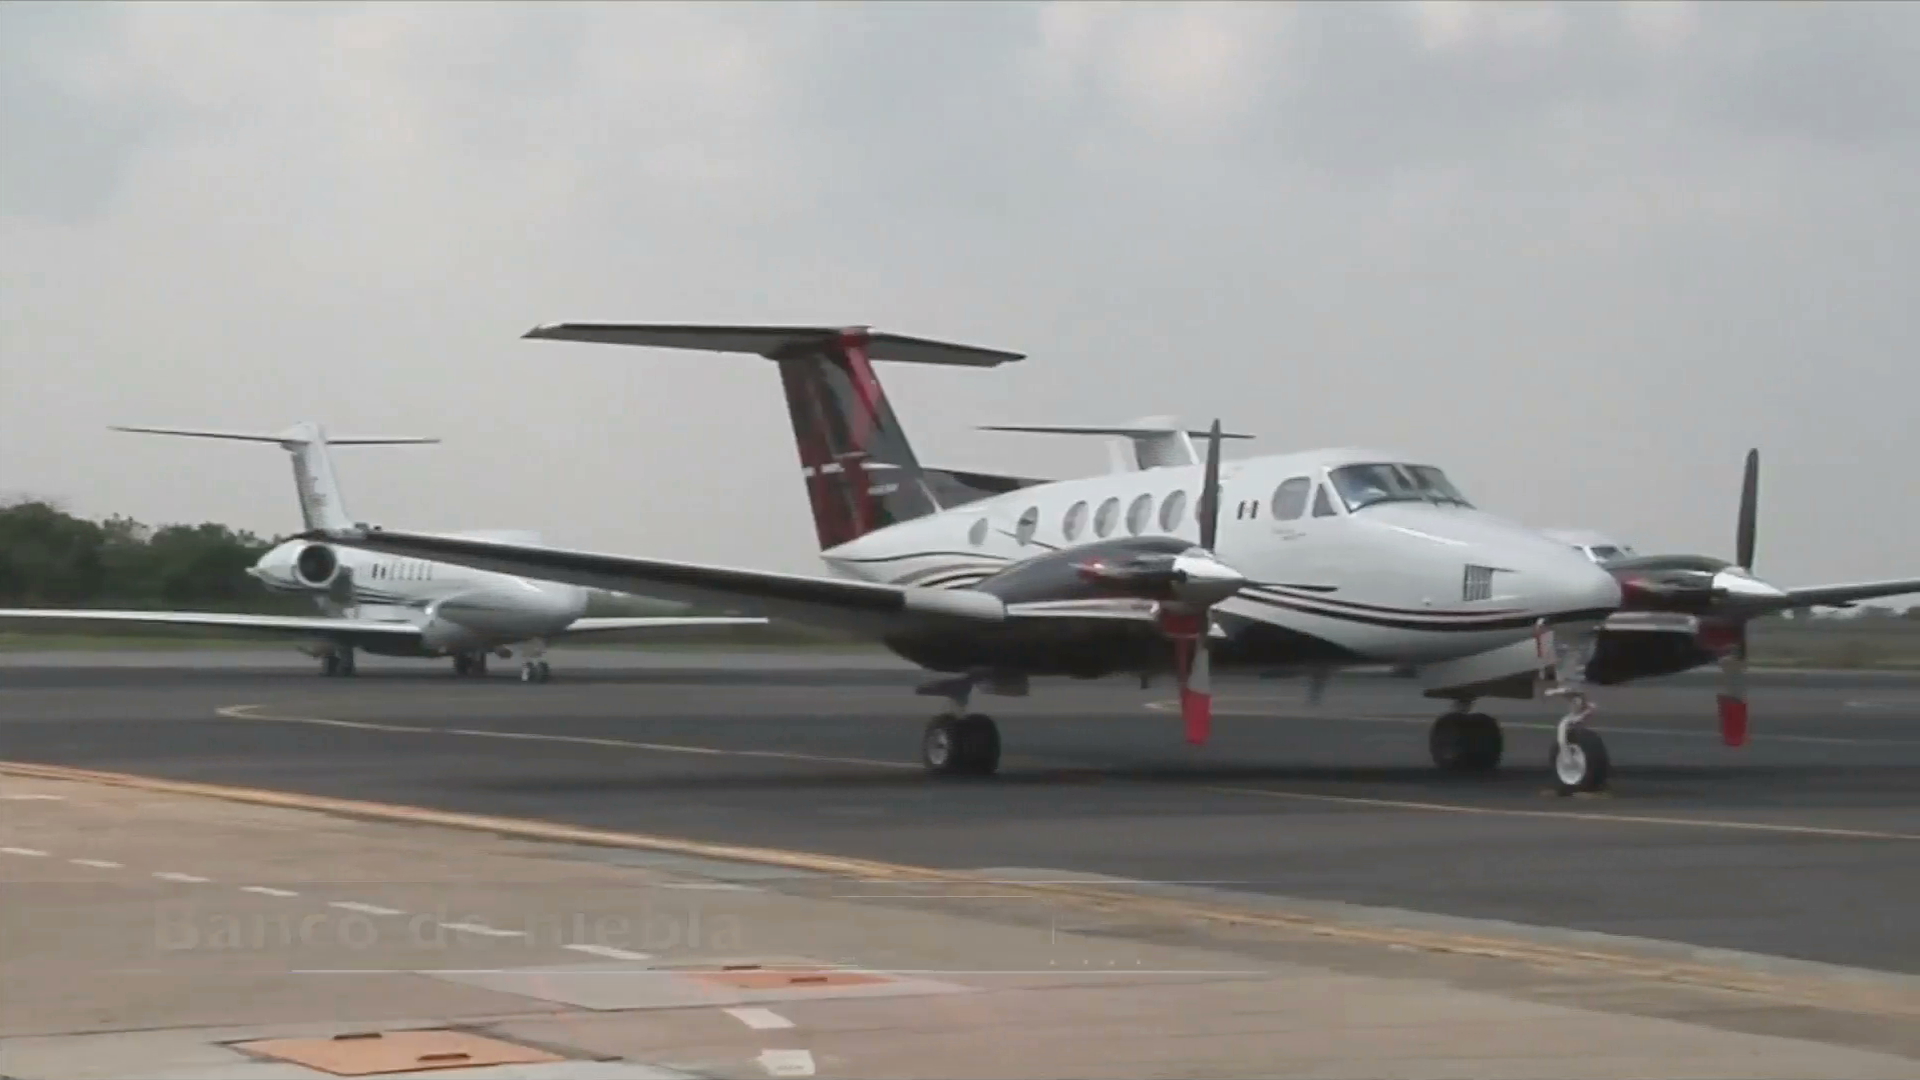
1561,558 -> 1624,616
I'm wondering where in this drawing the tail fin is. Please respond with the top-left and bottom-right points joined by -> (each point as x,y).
520,322 -> 1025,549
109,423 -> 438,532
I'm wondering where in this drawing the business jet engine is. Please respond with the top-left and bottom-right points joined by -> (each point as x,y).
293,542 -> 343,589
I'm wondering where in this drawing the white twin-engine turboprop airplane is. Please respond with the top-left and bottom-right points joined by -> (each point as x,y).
308,323 -> 1661,794
0,423 -> 764,681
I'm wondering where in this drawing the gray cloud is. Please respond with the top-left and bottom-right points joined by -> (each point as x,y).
1,1 -> 1915,595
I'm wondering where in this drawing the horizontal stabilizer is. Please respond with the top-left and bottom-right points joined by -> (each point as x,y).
980,424 -> 1255,440
521,323 -> 1025,368
111,425 -> 438,446
982,418 -> 1252,472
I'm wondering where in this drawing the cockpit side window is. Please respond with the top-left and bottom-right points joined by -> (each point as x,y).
1270,477 -> 1311,521
1311,483 -> 1337,517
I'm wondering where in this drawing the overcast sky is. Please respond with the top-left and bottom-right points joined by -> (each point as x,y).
3,1 -> 1916,594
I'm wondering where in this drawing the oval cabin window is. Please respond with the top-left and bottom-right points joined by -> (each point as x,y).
968,517 -> 989,546
1015,506 -> 1039,545
1093,496 -> 1121,537
1159,490 -> 1188,533
1063,500 -> 1089,542
1125,493 -> 1154,535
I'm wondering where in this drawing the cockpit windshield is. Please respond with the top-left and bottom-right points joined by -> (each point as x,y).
1329,463 -> 1475,512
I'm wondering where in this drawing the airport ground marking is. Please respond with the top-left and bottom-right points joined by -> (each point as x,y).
757,1049 -> 817,1077
215,703 -> 917,772
71,858 -> 121,869
216,702 -> 1920,844
5,758 -> 1917,1020
242,885 -> 300,897
1,845 -> 49,857
329,900 -> 404,916
152,870 -> 211,883
727,1006 -> 797,1031
564,943 -> 653,961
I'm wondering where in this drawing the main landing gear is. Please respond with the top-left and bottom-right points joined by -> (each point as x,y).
517,638 -> 553,684
916,673 -> 1005,777
452,651 -> 489,678
1429,673 -> 1611,796
319,648 -> 357,677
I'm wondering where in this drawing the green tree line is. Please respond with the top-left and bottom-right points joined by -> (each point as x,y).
0,498 -> 308,611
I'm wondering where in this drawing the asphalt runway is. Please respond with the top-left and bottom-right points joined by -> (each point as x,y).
3,649 -> 1918,976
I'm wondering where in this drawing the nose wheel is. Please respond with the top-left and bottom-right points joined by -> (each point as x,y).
922,713 -> 1000,777
1550,721 -> 1610,795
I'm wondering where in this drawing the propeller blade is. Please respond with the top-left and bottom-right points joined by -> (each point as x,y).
1736,448 -> 1758,570
1716,650 -> 1749,747
1178,636 -> 1212,745
1197,418 -> 1224,552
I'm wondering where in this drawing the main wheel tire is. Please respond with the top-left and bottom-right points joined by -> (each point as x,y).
321,654 -> 340,677
922,714 -> 1001,777
1429,713 -> 1504,773
957,713 -> 1001,776
922,716 -> 964,775
453,653 -> 471,676
338,653 -> 356,677
1549,727 -> 1610,795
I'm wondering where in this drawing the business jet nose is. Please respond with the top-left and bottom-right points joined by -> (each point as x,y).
1553,557 -> 1624,618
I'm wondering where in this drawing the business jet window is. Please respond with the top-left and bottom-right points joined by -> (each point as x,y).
1015,506 -> 1039,545
1405,464 -> 1474,507
1126,493 -> 1153,535
1094,496 -> 1121,537
968,517 -> 988,546
1270,477 -> 1311,521
1159,490 -> 1188,533
1063,500 -> 1089,542
1311,484 -> 1338,517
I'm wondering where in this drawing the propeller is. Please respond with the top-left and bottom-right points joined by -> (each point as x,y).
1165,419 -> 1231,746
1717,447 -> 1760,747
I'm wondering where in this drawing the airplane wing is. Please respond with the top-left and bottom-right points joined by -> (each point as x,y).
0,608 -> 423,648
557,616 -> 769,638
1781,578 -> 1920,610
304,527 -> 1008,636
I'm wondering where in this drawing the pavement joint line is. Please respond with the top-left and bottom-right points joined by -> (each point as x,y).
218,701 -> 1920,843
5,756 -> 1916,1020
1144,698 -> 1920,747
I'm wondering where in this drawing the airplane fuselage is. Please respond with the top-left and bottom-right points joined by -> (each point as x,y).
249,536 -> 590,657
820,446 -> 1623,680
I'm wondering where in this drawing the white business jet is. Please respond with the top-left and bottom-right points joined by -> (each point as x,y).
307,324 -> 1643,790
0,422 -> 764,681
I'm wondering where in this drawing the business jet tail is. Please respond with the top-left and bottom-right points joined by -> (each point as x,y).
110,423 -> 438,533
519,323 -> 1024,551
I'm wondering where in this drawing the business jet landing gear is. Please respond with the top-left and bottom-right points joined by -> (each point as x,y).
1547,696 -> 1609,795
1537,621 -> 1609,795
1428,704 -> 1503,773
452,651 -> 490,678
517,639 -> 553,684
320,648 -> 357,677
915,674 -> 1001,777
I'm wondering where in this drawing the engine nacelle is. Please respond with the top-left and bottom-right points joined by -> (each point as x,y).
293,543 -> 342,589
